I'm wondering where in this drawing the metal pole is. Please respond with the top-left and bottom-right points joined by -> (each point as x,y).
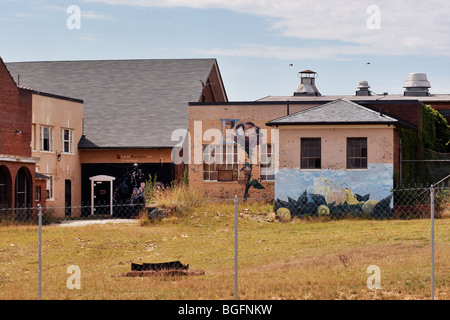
38,204 -> 42,300
234,195 -> 238,300
430,185 -> 435,300
399,139 -> 402,185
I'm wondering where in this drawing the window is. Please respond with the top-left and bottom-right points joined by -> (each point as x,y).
15,168 -> 29,208
301,138 -> 321,169
45,175 -> 54,200
35,186 -> 41,202
31,124 -> 36,151
203,144 -> 239,181
260,144 -> 275,181
62,129 -> 74,154
40,126 -> 54,152
347,138 -> 367,169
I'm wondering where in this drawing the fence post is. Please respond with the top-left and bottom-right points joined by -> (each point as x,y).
430,184 -> 435,300
38,204 -> 42,301
234,195 -> 238,300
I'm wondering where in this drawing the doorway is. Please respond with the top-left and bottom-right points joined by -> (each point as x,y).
65,179 -> 72,217
94,181 -> 111,215
89,175 -> 115,216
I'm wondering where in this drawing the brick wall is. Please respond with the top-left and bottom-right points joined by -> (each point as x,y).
0,60 -> 33,157
0,58 -> 36,209
426,101 -> 450,123
361,101 -> 423,130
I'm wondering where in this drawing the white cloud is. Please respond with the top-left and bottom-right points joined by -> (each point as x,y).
41,4 -> 114,21
83,0 -> 450,59
81,11 -> 114,21
194,43 -> 379,60
80,34 -> 99,42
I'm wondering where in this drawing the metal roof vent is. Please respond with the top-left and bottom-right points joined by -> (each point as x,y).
294,70 -> 321,96
356,80 -> 372,96
403,73 -> 431,96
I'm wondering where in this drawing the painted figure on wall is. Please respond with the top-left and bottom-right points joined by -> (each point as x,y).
233,121 -> 265,201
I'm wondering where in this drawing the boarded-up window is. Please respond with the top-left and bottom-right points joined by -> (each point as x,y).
203,144 -> 239,181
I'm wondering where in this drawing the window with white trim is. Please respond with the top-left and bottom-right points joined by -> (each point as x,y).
46,175 -> 54,200
61,128 -> 74,154
260,144 -> 275,181
31,124 -> 37,151
40,126 -> 54,152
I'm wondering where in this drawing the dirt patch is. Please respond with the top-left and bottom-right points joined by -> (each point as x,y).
52,219 -> 138,227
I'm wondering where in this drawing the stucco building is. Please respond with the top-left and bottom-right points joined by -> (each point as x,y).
31,91 -> 83,216
6,58 -> 227,215
187,70 -> 438,211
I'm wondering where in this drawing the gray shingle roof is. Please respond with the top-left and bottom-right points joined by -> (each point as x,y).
6,59 -> 218,148
267,98 -> 399,125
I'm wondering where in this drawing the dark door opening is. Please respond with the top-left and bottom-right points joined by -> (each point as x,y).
65,179 -> 72,217
94,181 -> 111,215
0,167 -> 8,209
81,162 -> 174,215
15,168 -> 30,208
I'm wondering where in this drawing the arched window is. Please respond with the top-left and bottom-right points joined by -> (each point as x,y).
15,168 -> 31,209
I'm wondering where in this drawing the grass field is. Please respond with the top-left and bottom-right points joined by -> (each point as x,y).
0,206 -> 448,300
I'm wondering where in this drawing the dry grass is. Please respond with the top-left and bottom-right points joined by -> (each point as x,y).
0,205 -> 448,300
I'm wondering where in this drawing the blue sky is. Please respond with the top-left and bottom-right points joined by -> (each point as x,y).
1,0 -> 449,101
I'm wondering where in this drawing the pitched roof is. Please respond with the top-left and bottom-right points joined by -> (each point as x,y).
6,59 -> 222,149
267,98 -> 399,126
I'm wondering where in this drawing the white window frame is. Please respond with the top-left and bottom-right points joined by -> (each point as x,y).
31,124 -> 37,151
260,144 -> 275,181
40,126 -> 54,152
61,128 -> 74,154
45,175 -> 54,200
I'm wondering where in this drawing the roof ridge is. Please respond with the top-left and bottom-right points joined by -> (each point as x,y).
268,98 -> 400,125
5,58 -> 217,64
268,98 -> 349,123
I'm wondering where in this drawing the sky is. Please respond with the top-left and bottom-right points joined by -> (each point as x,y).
1,0 -> 450,101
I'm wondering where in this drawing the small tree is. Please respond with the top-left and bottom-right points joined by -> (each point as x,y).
144,174 -> 158,205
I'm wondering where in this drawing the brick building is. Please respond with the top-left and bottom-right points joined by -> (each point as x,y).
1,57 -> 84,216
0,58 -> 39,211
187,70 -> 443,205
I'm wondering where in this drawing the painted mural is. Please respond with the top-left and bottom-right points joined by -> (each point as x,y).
233,121 -> 265,201
274,164 -> 394,218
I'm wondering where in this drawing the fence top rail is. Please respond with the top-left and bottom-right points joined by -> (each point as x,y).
434,174 -> 450,187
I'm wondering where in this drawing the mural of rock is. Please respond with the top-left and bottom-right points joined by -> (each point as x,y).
274,164 -> 394,219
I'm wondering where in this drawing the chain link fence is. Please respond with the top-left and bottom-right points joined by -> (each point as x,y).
0,184 -> 448,300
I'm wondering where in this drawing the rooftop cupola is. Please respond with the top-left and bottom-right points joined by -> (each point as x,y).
294,70 -> 321,96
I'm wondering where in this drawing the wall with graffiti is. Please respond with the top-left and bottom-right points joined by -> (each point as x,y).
274,163 -> 394,218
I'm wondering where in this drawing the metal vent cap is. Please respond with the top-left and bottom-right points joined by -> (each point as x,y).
403,73 -> 431,88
